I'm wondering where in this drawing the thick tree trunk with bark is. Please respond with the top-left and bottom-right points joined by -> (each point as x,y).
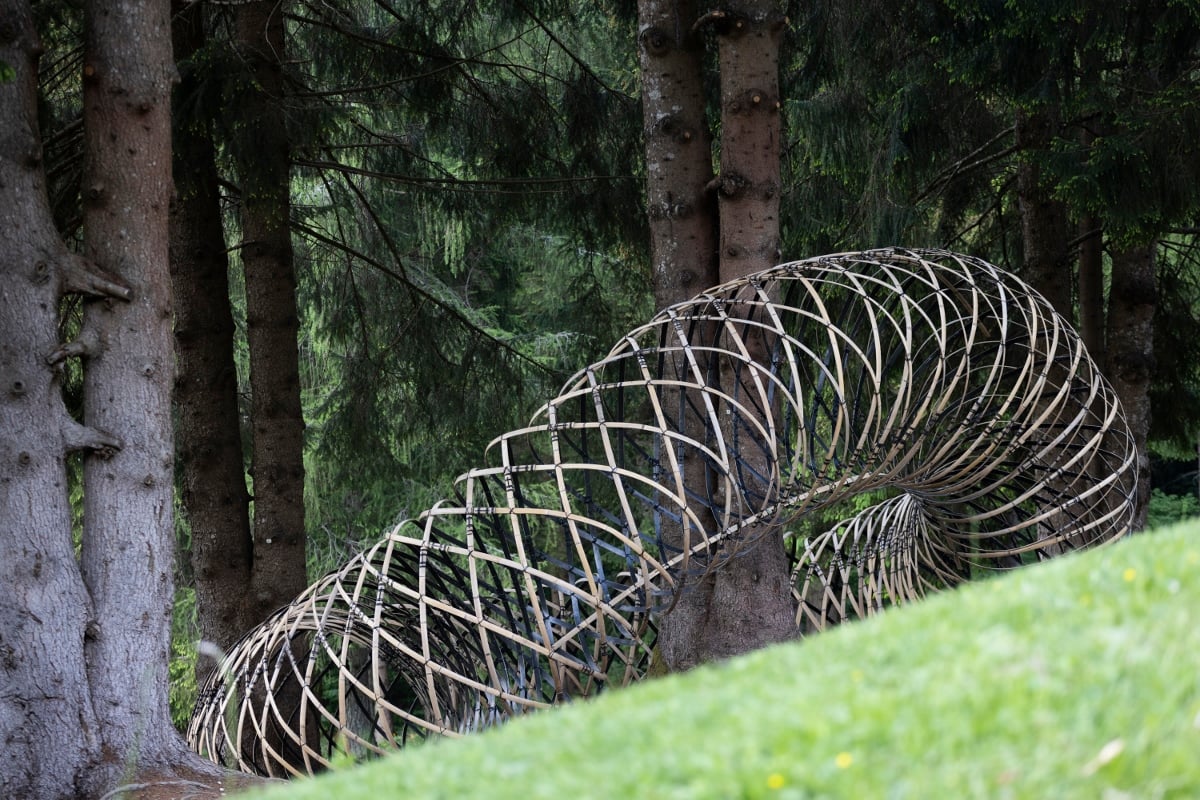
712,1 -> 785,280
638,0 -> 719,309
232,0 -> 309,620
638,0 -> 722,675
170,1 -> 257,658
644,0 -> 796,673
688,0 -> 794,668
1015,105 -> 1073,319
1,1 -> 226,795
77,0 -> 204,787
1106,243 -> 1156,530
227,0 -> 313,770
1015,102 -> 1078,546
0,7 -> 112,795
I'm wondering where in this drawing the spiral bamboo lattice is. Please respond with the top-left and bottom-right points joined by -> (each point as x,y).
188,249 -> 1137,776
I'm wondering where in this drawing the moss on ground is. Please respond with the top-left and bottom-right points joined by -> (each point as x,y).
244,520 -> 1200,800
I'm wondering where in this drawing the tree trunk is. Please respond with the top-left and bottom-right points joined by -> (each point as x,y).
228,0 -> 313,771
170,0 -> 257,660
1075,39 -> 1106,361
638,0 -> 719,310
77,0 -> 207,788
2,0 -> 227,795
1015,101 -> 1078,547
712,1 -> 785,281
0,6 -> 111,794
646,0 -> 796,672
1106,243 -> 1156,530
1015,105 -> 1073,319
1076,109 -> 1104,360
1077,214 -> 1105,358
697,0 -> 794,665
638,0 -> 721,674
231,0 -> 309,619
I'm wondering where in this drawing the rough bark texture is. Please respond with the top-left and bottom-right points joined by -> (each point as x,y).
232,0 -> 309,619
1015,105 -> 1073,319
0,6 -> 105,795
702,0 -> 794,664
713,0 -> 785,279
649,0 -> 796,673
170,0 -> 257,660
1106,243 -> 1156,530
638,0 -> 720,309
228,0 -> 313,770
77,0 -> 204,790
2,1 -> 225,796
638,0 -> 722,675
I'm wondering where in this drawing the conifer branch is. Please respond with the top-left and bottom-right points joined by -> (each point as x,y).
291,213 -> 558,380
943,174 -> 1018,249
293,157 -> 634,194
913,126 -> 1016,205
510,0 -> 634,103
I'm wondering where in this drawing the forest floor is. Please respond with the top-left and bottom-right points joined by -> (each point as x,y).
109,767 -> 274,800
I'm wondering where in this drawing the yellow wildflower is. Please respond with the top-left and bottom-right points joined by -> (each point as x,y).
835,752 -> 854,769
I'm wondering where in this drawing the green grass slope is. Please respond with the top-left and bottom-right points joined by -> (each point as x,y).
247,522 -> 1200,800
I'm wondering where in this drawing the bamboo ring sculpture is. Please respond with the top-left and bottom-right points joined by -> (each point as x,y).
188,248 -> 1137,776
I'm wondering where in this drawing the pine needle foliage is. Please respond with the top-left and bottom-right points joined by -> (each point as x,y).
781,0 -> 1017,259
780,0 -> 1200,453
259,0 -> 652,561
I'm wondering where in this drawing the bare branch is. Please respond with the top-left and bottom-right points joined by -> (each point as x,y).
61,418 -> 122,456
291,211 -> 556,379
59,254 -> 132,300
293,157 -> 635,195
692,9 -> 729,33
914,126 -> 1017,205
1066,224 -> 1104,251
46,322 -> 102,365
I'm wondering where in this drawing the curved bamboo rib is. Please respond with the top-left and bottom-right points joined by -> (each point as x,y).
188,248 -> 1137,776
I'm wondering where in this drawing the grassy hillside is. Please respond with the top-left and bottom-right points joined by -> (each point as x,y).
245,521 -> 1200,799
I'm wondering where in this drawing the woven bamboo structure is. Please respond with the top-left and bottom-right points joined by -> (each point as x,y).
187,248 -> 1137,776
